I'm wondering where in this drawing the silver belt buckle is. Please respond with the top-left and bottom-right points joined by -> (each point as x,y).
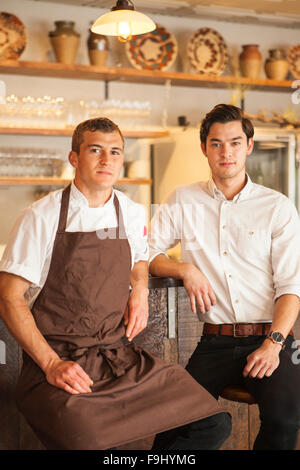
233,323 -> 250,337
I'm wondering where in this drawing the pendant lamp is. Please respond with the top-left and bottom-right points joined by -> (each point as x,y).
91,0 -> 156,43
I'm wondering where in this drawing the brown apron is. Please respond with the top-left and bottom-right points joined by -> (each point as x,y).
16,184 -> 224,450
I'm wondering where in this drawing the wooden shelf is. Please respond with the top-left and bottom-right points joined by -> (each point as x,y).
0,60 -> 298,92
0,127 -> 170,139
0,177 -> 152,186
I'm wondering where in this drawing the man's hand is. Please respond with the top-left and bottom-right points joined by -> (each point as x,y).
182,263 -> 216,314
44,357 -> 94,395
243,339 -> 281,379
124,285 -> 149,341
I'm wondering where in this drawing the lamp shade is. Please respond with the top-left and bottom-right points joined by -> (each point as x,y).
91,10 -> 156,37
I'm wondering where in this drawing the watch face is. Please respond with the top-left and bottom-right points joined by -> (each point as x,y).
271,331 -> 285,343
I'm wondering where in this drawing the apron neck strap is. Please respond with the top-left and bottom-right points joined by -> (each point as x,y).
113,193 -> 126,239
58,184 -> 126,237
57,184 -> 71,233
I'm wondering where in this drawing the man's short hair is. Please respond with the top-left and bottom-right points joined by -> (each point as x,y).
72,117 -> 124,154
200,104 -> 254,147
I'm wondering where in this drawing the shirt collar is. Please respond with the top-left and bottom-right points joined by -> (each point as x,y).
70,180 -> 115,208
207,173 -> 253,202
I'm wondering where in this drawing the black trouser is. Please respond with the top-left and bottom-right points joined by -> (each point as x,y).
108,411 -> 231,450
107,412 -> 231,450
152,412 -> 231,450
185,334 -> 300,450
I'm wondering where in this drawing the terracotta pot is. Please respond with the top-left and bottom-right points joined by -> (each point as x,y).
49,21 -> 80,65
239,44 -> 262,79
264,49 -> 289,80
87,29 -> 109,66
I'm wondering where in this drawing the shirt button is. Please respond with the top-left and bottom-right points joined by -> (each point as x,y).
223,251 -> 228,256
235,299 -> 239,304
222,225 -> 226,229
228,274 -> 232,278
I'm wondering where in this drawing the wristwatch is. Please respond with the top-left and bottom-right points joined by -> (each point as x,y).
266,331 -> 286,348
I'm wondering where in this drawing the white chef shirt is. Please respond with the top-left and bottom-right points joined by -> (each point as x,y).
0,181 -> 148,307
149,176 -> 300,324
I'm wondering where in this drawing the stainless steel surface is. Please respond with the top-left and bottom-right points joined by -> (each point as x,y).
167,286 -> 176,339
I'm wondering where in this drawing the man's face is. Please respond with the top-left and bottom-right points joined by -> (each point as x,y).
69,130 -> 124,190
201,121 -> 253,182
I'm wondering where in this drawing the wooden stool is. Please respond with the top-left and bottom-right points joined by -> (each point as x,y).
219,385 -> 258,449
220,385 -> 257,405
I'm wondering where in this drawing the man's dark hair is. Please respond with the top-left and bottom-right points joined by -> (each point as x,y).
72,117 -> 124,154
200,104 -> 254,147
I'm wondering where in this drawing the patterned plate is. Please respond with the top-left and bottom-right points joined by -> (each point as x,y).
125,24 -> 177,71
187,27 -> 228,75
0,12 -> 26,60
287,45 -> 300,79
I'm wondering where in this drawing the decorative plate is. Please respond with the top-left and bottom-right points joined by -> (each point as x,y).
187,27 -> 228,75
287,45 -> 300,79
0,12 -> 26,60
125,24 -> 177,71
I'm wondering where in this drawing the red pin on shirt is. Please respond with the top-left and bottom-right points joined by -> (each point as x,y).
143,226 -> 147,237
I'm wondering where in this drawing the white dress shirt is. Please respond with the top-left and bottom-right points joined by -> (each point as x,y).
0,182 -> 149,307
149,176 -> 300,324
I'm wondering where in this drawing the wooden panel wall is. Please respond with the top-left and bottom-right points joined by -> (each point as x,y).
0,320 -> 46,450
0,319 -> 19,450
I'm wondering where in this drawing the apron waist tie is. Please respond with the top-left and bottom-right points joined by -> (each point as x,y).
60,342 -> 129,378
97,347 -> 127,378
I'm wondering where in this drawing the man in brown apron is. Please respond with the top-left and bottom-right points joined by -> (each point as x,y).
0,117 -> 230,450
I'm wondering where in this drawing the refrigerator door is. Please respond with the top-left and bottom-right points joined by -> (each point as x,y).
246,131 -> 296,206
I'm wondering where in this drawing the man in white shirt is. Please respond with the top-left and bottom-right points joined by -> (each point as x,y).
149,104 -> 300,450
0,117 -> 230,450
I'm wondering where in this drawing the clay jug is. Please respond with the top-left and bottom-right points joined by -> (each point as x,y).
264,49 -> 289,80
87,29 -> 109,66
49,21 -> 80,65
239,45 -> 262,79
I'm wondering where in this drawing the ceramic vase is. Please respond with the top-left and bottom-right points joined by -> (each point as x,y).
264,49 -> 289,80
239,45 -> 262,79
49,21 -> 80,65
87,29 -> 109,66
